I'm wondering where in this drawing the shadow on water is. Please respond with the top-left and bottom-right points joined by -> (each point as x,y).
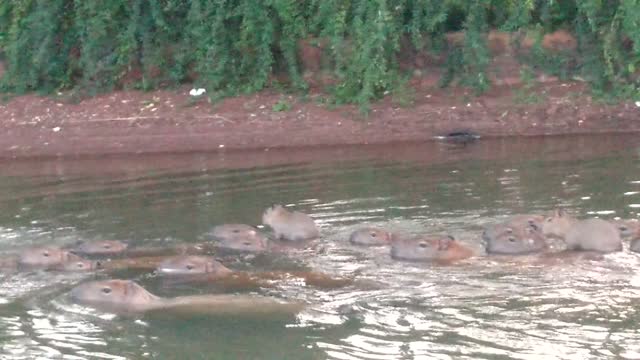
2,134 -> 640,359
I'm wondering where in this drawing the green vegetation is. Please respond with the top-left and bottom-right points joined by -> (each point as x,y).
513,65 -> 545,104
0,1 -> 639,110
272,98 -> 292,112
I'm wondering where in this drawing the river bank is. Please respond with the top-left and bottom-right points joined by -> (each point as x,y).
0,78 -> 638,158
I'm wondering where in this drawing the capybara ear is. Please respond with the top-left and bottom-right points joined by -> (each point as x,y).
264,204 -> 282,216
439,236 -> 455,250
67,252 -> 83,261
124,280 -> 138,297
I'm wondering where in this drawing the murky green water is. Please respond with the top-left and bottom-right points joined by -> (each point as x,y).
2,135 -> 640,359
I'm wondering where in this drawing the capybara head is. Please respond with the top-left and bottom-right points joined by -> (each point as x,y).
72,240 -> 128,256
70,279 -> 158,312
542,209 -> 576,239
210,224 -> 269,252
60,258 -> 100,272
390,235 -> 466,262
262,204 -> 288,226
157,256 -> 232,277
349,227 -> 393,246
261,204 -> 318,241
611,219 -> 640,238
18,246 -> 78,270
483,219 -> 547,254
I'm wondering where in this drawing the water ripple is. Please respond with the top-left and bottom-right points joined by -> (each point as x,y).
1,135 -> 640,358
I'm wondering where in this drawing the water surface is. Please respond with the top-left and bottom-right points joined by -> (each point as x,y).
2,135 -> 640,359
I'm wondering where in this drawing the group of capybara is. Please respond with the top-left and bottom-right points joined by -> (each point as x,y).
3,204 -> 640,317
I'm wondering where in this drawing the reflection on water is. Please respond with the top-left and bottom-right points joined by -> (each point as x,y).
2,135 -> 640,359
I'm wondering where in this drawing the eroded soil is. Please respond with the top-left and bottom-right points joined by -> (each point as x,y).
0,70 -> 638,158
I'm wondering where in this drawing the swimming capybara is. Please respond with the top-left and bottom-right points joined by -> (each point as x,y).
157,255 -> 233,278
70,279 -> 305,316
262,205 -> 319,241
483,215 -> 548,254
542,209 -> 622,253
71,240 -> 129,256
349,227 -> 393,246
156,255 -> 353,289
208,224 -> 269,252
18,246 -> 83,271
390,235 -> 473,263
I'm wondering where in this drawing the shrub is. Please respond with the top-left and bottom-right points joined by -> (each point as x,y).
0,0 -> 638,106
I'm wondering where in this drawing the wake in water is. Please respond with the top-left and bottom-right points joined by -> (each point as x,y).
2,135 -> 640,359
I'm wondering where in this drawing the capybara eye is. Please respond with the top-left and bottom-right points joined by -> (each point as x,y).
619,226 -> 628,231
370,232 -> 377,237
508,237 -> 516,242
103,244 -> 111,249
101,287 -> 112,294
43,251 -> 50,257
243,241 -> 252,246
233,229 -> 240,233
419,242 -> 428,248
186,264 -> 194,270
76,262 -> 84,268
506,228 -> 513,234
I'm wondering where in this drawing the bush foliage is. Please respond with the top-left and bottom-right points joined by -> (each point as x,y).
0,0 -> 639,107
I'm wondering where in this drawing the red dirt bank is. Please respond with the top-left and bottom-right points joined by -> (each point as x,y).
0,79 -> 638,158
